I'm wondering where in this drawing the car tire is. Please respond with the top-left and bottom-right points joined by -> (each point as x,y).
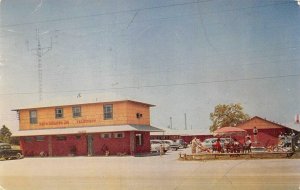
16,153 -> 23,159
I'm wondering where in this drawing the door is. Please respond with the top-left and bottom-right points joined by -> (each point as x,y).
87,134 -> 94,156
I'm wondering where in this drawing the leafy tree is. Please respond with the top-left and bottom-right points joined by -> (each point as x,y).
209,103 -> 250,132
0,125 -> 12,143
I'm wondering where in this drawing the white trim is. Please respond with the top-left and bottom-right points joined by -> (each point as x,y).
12,125 -> 163,137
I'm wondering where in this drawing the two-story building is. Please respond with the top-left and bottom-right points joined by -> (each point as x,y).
12,100 -> 163,157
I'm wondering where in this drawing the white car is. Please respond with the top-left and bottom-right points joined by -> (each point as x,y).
150,140 -> 170,153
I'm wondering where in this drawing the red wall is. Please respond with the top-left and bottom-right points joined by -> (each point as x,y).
20,137 -> 48,156
20,131 -> 151,157
92,132 -> 131,155
244,128 -> 286,147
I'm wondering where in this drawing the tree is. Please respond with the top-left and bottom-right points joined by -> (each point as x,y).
209,103 -> 250,132
0,125 -> 12,143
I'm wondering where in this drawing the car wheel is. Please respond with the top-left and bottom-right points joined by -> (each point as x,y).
16,153 -> 23,159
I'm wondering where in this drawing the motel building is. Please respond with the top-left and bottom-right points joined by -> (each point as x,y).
12,100 -> 163,157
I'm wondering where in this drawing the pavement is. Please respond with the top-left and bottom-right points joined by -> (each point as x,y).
0,148 -> 299,190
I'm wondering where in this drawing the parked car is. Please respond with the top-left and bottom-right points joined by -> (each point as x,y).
175,139 -> 188,149
150,140 -> 170,153
162,140 -> 180,151
0,143 -> 23,160
201,138 -> 232,149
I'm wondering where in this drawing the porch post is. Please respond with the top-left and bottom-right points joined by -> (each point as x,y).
48,136 -> 52,157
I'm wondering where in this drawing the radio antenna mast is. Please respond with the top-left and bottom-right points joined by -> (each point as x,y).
31,28 -> 52,101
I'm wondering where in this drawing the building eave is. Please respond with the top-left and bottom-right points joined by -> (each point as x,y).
12,125 -> 164,137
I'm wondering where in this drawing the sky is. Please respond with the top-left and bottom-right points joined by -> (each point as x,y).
0,0 -> 300,133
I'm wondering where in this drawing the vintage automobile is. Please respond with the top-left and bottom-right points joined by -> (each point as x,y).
162,140 -> 180,151
0,143 -> 23,160
175,139 -> 188,149
201,138 -> 232,149
150,140 -> 170,153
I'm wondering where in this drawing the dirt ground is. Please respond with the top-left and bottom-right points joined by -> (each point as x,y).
0,149 -> 299,190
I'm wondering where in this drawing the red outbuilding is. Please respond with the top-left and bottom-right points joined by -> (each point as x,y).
236,116 -> 299,147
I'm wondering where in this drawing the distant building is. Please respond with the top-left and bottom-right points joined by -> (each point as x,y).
236,116 -> 299,147
151,129 -> 213,143
12,100 -> 163,157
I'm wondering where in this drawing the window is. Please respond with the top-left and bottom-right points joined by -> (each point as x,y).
29,110 -> 37,124
36,136 -> 45,142
135,134 -> 143,146
55,108 -> 64,119
24,137 -> 34,142
72,106 -> 81,118
100,133 -> 111,139
103,104 -> 113,120
56,135 -> 67,141
114,132 -> 124,138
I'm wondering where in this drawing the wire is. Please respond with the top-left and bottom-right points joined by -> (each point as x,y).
0,0 -> 211,28
0,73 -> 299,96
0,0 -> 293,29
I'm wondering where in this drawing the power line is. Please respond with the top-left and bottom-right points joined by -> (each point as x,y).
0,0 -> 293,29
0,0 -> 211,28
0,73 -> 299,96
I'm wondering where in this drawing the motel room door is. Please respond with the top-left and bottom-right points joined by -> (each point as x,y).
87,134 -> 94,156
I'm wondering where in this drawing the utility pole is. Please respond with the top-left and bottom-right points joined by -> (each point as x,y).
184,113 -> 187,130
170,117 -> 173,129
31,29 -> 52,101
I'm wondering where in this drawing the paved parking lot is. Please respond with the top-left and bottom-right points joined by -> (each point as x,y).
0,149 -> 300,190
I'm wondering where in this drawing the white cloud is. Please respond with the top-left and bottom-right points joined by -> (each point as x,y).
296,0 -> 300,6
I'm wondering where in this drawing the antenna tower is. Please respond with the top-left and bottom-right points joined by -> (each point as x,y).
31,29 -> 52,101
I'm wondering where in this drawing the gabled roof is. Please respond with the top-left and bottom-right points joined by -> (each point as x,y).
236,116 -> 299,132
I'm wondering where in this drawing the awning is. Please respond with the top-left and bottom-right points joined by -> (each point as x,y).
12,125 -> 164,137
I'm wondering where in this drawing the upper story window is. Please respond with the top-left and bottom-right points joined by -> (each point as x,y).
103,104 -> 113,120
29,110 -> 37,124
72,106 -> 81,118
55,108 -> 64,119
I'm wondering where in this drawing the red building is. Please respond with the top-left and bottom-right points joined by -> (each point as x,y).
151,129 -> 213,143
236,116 -> 299,147
12,100 -> 163,157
